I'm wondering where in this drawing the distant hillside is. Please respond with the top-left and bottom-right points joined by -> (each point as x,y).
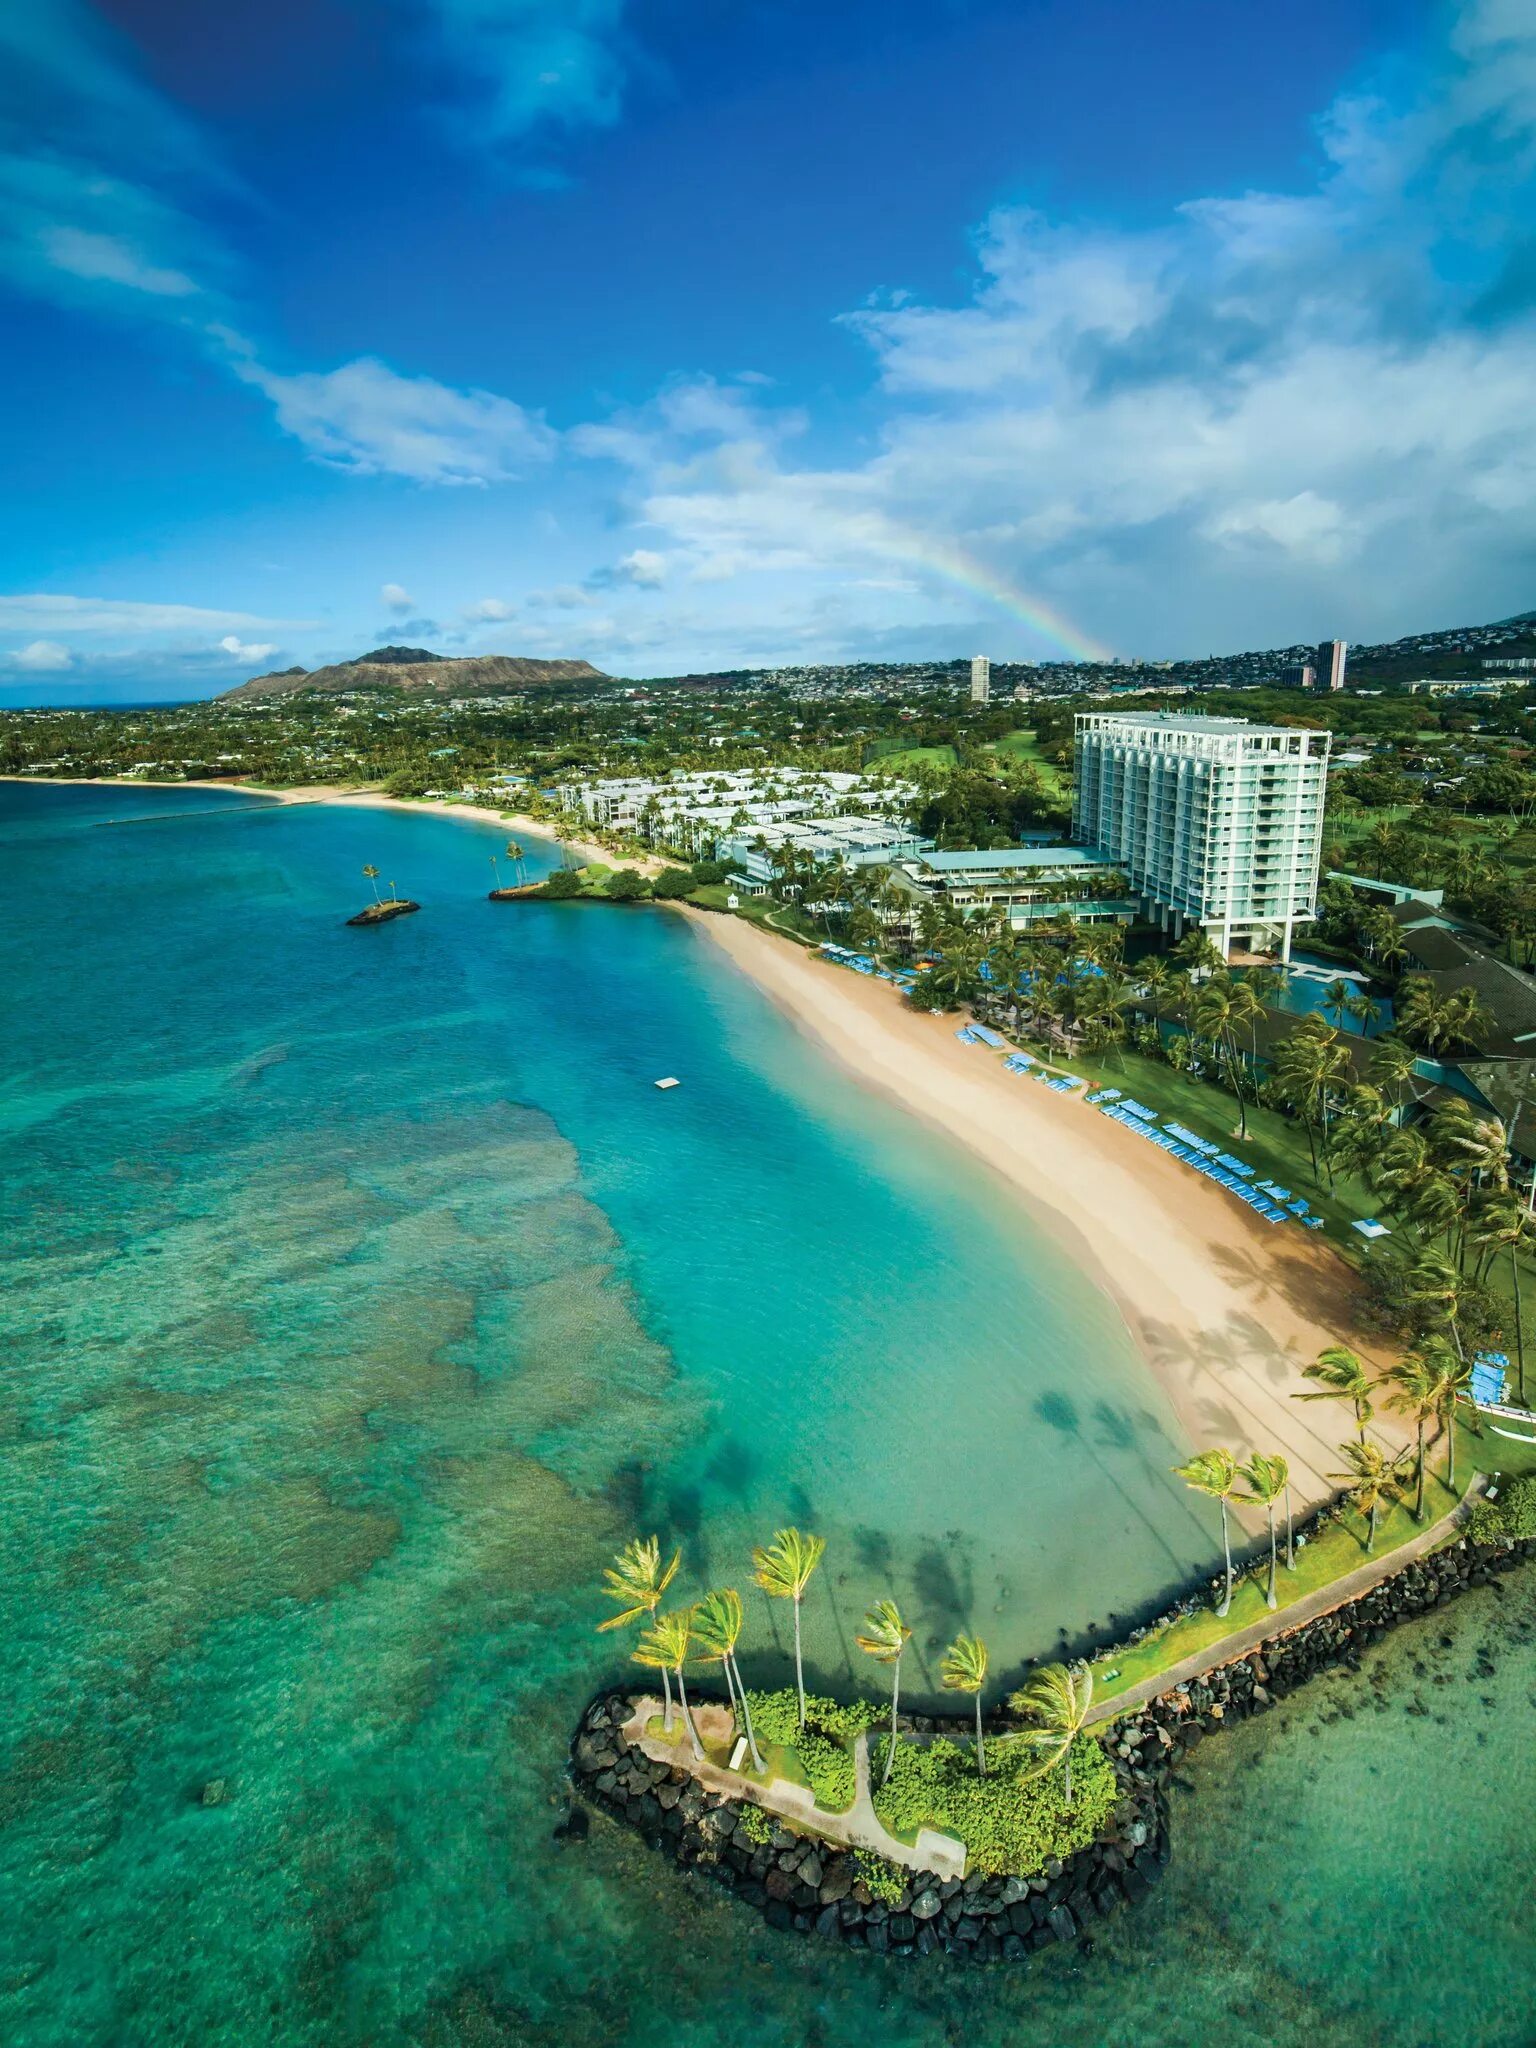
221,649 -> 608,701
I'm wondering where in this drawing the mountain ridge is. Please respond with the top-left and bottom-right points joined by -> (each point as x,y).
221,649 -> 608,700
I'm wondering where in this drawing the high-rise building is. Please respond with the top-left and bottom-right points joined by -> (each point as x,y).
970,655 -> 991,704
1072,712 -> 1331,962
1314,640 -> 1348,692
1280,662 -> 1317,690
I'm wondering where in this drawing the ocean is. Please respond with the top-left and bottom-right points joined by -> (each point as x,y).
2,781 -> 1529,2047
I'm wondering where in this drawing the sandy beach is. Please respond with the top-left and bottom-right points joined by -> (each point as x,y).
684,908 -> 1403,1514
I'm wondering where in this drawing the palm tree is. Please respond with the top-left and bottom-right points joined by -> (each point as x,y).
596,1535 -> 682,1726
1322,977 -> 1357,1034
1420,1342 -> 1473,1490
637,1609 -> 705,1759
1014,1662 -> 1095,1805
1470,1200 -> 1533,1402
1369,1037 -> 1418,1122
751,1527 -> 826,1728
362,863 -> 382,904
939,1634 -> 990,1777
506,837 -> 527,883
1385,1355 -> 1439,1520
1174,1448 -> 1242,1615
855,1599 -> 912,1789
1347,992 -> 1382,1037
691,1587 -> 764,1772
1240,1453 -> 1289,1607
1273,1020 -> 1352,1186
1296,1346 -> 1375,1442
1407,1248 -> 1467,1359
1330,1441 -> 1406,1553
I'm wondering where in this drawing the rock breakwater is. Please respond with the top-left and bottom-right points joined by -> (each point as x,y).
568,1527 -> 1530,1963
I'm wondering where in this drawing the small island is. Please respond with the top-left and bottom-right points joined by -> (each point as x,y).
346,899 -> 420,926
347,863 -> 419,925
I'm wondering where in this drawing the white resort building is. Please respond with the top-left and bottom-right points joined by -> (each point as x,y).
560,768 -> 926,883
1072,712 -> 1331,960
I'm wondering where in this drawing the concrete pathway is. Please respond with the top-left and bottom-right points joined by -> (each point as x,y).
622,1698 -> 966,1879
1086,1475 -> 1484,1725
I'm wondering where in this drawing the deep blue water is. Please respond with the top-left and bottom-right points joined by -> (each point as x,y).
2,781 -> 1529,2048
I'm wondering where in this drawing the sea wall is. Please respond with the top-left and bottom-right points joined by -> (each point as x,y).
568,1528 -> 1530,1963
1104,1528 -> 1532,1792
570,1699 -> 1168,1961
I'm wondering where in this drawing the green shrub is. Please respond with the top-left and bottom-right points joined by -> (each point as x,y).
854,1851 -> 906,1904
737,1802 -> 773,1845
604,867 -> 651,901
871,1733 -> 1116,1877
796,1730 -> 855,1813
1469,1473 -> 1536,1546
651,867 -> 698,900
690,858 -> 727,885
539,869 -> 583,899
742,1689 -> 879,1748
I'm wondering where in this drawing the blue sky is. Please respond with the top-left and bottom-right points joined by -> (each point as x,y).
1,0 -> 1533,702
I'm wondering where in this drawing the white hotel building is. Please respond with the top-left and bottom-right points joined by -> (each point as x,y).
1072,712 -> 1331,961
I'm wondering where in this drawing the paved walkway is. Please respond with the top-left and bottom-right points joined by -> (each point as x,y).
1086,1475 -> 1484,1725
622,1698 -> 966,1879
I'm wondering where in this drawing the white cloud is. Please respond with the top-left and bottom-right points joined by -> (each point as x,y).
573,3 -> 1536,655
222,344 -> 556,485
380,582 -> 415,612
0,595 -> 313,635
613,547 -> 666,586
42,225 -> 198,298
463,596 -> 515,620
11,639 -> 72,671
586,547 -> 667,590
218,634 -> 277,661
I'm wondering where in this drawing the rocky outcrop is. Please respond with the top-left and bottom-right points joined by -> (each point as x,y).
567,1529 -> 1531,1963
345,899 -> 420,926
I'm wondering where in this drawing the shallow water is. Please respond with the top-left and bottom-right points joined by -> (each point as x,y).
2,782 -> 1529,2047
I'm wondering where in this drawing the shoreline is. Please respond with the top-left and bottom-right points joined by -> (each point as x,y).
680,906 -> 1404,1512
9,772 -> 1395,1499
0,777 -> 648,869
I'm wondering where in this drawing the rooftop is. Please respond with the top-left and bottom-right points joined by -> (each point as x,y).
912,845 -> 1116,872
1079,711 -> 1329,741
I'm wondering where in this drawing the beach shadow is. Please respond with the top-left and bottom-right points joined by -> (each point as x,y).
851,1524 -> 895,1578
1090,1400 -> 1136,1452
1033,1390 -> 1081,1436
910,1540 -> 973,1645
701,1435 -> 757,1500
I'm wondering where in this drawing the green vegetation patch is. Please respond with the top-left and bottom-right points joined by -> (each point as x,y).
1467,1472 -> 1536,1545
854,1850 -> 907,1904
872,1733 -> 1115,1877
741,1689 -> 880,1814
744,1689 -> 881,1746
737,1802 -> 774,1845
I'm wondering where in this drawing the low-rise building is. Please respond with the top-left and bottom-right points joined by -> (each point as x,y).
894,845 -> 1137,930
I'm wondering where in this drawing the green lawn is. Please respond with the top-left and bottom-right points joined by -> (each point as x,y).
985,729 -> 1067,793
1089,1422 -> 1492,1711
870,743 -> 958,773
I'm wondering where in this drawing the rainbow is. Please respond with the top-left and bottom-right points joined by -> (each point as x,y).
871,524 -> 1116,664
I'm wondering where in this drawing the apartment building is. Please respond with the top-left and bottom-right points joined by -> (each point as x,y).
1072,712 -> 1330,960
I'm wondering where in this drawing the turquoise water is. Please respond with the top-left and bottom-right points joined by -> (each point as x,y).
2,782 -> 1529,2046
